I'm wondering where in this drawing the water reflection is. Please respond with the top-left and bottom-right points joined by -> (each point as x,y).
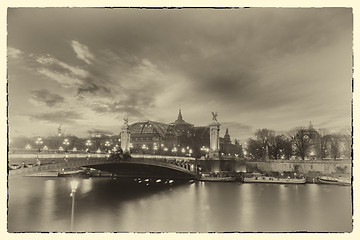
8,178 -> 352,232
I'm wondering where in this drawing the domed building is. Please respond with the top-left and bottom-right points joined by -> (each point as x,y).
128,120 -> 181,154
126,110 -> 210,157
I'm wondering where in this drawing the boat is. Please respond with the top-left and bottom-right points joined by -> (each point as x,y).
243,175 -> 306,184
58,169 -> 89,178
200,174 -> 236,182
27,171 -> 59,177
318,176 -> 351,186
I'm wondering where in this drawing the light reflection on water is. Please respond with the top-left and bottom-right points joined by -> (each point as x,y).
8,177 -> 352,232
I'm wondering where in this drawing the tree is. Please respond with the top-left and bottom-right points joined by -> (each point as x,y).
269,134 -> 292,160
290,128 -> 313,160
246,138 -> 263,160
317,128 -> 331,159
255,128 -> 275,160
329,135 -> 341,160
340,127 -> 352,159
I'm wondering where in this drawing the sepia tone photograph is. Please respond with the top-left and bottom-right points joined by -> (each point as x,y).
6,6 -> 353,233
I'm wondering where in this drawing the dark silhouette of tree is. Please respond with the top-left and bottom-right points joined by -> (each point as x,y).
290,128 -> 313,160
269,134 -> 292,159
330,135 -> 341,160
341,127 -> 352,159
247,138 -> 264,160
317,128 -> 331,159
255,128 -> 275,160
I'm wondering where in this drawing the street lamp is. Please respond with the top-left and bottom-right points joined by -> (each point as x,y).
70,180 -> 79,232
35,137 -> 43,160
189,149 -> 193,157
85,140 -> 92,152
172,147 -> 178,156
153,145 -> 158,154
104,141 -> 111,152
63,139 -> 70,152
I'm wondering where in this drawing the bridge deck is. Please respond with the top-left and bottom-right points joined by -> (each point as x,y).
8,154 -> 197,178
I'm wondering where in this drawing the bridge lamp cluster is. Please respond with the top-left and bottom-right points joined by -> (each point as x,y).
25,144 -> 31,150
43,145 -> 48,151
63,139 -> 70,149
200,146 -> 210,152
85,140 -> 92,147
35,137 -> 43,145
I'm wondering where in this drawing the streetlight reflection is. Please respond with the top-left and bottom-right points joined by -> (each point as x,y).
70,180 -> 79,232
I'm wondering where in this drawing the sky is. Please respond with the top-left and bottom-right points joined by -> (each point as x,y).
7,7 -> 353,143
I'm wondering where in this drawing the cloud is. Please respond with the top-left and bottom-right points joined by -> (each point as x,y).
37,68 -> 83,88
30,110 -> 83,124
30,89 -> 64,107
35,55 -> 88,88
8,47 -> 23,58
71,40 -> 94,64
36,55 -> 88,78
75,51 -> 167,118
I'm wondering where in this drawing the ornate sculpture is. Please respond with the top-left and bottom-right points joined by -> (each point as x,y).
123,117 -> 128,125
211,112 -> 218,122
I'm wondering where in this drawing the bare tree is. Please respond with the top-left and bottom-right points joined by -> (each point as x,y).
317,128 -> 331,159
330,134 -> 341,160
340,127 -> 352,159
290,128 -> 313,160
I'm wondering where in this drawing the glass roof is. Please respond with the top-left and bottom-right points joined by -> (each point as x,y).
129,121 -> 170,137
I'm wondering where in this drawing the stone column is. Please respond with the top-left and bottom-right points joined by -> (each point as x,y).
121,118 -> 131,154
209,117 -> 221,160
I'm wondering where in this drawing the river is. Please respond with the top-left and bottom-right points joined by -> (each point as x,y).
8,177 -> 352,232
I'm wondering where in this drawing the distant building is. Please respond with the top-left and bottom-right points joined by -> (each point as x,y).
125,110 -> 242,158
220,128 -> 243,158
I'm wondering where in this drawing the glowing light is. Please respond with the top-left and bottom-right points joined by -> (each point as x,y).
70,180 -> 79,192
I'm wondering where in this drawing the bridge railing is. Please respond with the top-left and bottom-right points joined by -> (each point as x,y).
9,153 -> 197,172
9,153 -> 196,160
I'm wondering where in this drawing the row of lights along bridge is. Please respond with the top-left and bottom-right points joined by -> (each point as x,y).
24,137 -> 213,157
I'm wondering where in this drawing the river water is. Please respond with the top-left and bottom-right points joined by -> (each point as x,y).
8,177 -> 352,232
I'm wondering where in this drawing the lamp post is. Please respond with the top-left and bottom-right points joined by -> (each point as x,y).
70,180 -> 79,232
172,147 -> 178,156
63,138 -> 70,151
35,137 -> 43,162
105,141 -> 111,152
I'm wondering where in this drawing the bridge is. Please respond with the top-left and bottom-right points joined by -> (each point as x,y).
8,153 -> 198,179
